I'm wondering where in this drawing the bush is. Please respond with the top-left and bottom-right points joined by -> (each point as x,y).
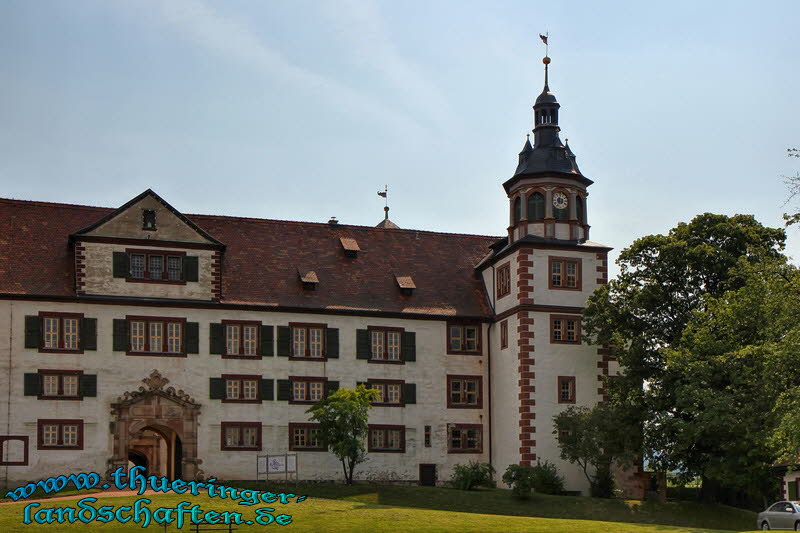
502,464 -> 535,499
450,461 -> 495,491
530,460 -> 565,495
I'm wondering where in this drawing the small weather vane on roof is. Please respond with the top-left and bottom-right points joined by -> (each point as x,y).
539,31 -> 549,56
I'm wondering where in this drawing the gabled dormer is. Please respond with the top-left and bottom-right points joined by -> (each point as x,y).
71,189 -> 224,301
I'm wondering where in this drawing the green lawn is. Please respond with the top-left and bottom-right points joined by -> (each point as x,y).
227,482 -> 757,532
0,492 -> 757,533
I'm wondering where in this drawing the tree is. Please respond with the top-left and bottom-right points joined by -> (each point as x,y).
553,403 -> 639,497
306,385 -> 378,485
782,147 -> 800,226
582,213 -> 787,502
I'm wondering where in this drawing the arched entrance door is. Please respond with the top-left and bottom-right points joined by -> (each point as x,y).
109,370 -> 203,481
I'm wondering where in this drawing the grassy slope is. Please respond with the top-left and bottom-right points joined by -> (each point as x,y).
228,482 -> 757,532
0,493 -> 753,533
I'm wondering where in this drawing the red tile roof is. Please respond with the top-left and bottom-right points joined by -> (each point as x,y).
0,198 -> 498,317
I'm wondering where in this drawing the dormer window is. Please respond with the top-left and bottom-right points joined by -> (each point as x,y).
340,237 -> 360,258
395,275 -> 415,296
142,209 -> 156,231
298,269 -> 319,291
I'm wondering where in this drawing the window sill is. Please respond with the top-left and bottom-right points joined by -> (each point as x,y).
446,351 -> 482,356
220,446 -> 262,451
372,402 -> 404,408
38,349 -> 84,355
288,447 -> 325,452
288,400 -> 322,405
368,448 -> 405,453
549,286 -> 582,291
126,351 -> 187,358
288,356 -> 327,362
221,354 -> 263,360
37,396 -> 82,401
367,359 -> 404,365
125,278 -> 187,286
447,404 -> 482,409
221,399 -> 262,404
447,449 -> 483,454
550,340 -> 580,345
38,445 -> 83,451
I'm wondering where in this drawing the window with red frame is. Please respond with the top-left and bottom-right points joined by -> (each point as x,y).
551,315 -> 580,344
224,376 -> 260,402
369,328 -> 402,361
447,376 -> 482,408
221,423 -> 261,450
128,251 -> 183,281
289,424 -> 324,451
558,376 -> 576,403
368,425 -> 404,452
40,372 -> 81,398
448,424 -> 482,453
291,379 -> 326,403
37,420 -> 83,450
496,263 -> 511,298
225,323 -> 259,356
367,381 -> 403,405
549,257 -> 581,290
291,325 -> 325,358
41,314 -> 81,351
448,324 -> 480,354
128,318 -> 184,354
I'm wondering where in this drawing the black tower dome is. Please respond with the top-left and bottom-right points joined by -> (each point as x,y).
508,56 -> 591,187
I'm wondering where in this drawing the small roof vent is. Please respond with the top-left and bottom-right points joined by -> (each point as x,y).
340,237 -> 361,258
328,217 -> 338,226
298,268 -> 319,291
395,275 -> 416,296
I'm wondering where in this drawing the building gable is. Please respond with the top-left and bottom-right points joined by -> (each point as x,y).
73,189 -> 222,246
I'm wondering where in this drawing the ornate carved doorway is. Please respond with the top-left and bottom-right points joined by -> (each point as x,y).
109,370 -> 203,480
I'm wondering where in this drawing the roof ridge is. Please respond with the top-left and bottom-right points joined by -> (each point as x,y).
0,197 -> 500,240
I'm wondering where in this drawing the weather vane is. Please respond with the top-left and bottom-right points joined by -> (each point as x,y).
377,185 -> 388,207
539,31 -> 549,56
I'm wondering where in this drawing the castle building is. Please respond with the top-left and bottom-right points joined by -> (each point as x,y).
0,55 -> 619,492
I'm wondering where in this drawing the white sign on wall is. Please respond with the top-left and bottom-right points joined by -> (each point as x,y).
257,454 -> 297,475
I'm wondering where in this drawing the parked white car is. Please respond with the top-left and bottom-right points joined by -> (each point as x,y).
757,501 -> 800,530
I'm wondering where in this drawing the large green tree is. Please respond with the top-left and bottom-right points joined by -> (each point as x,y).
582,213 -> 787,502
307,385 -> 378,484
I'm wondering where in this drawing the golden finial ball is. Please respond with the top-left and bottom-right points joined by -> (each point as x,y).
543,56 -> 551,65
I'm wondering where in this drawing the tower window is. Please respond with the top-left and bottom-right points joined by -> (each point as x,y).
513,197 -> 522,224
527,192 -> 545,221
576,196 -> 584,223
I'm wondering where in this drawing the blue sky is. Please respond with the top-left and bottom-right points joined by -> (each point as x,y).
1,1 -> 798,275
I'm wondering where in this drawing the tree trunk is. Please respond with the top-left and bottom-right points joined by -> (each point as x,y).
341,459 -> 349,485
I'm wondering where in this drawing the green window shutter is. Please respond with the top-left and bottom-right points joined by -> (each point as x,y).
209,323 -> 224,355
80,375 -> 97,397
24,373 -> 41,396
24,316 -> 42,349
183,256 -> 199,282
112,252 -> 129,278
326,328 -> 339,358
259,379 -> 274,401
403,383 -> 417,405
185,322 -> 199,354
401,332 -> 416,362
112,319 -> 129,351
209,378 -> 225,399
790,480 -> 799,501
260,325 -> 274,356
277,327 -> 291,357
356,329 -> 370,359
80,318 -> 97,351
326,381 -> 339,397
277,379 -> 291,401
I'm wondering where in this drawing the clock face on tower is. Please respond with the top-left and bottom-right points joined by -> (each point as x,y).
553,192 -> 568,210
